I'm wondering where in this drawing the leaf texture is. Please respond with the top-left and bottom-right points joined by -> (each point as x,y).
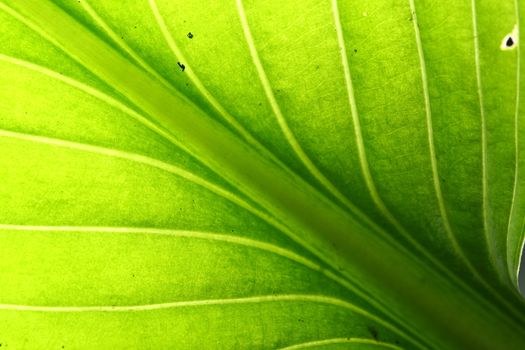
1,0 -> 525,349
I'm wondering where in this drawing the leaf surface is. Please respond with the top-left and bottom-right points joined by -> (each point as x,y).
1,0 -> 525,349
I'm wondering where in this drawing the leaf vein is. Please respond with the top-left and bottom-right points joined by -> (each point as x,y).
408,0 -> 470,265
278,337 -> 404,350
0,293 -> 408,343
507,0 -> 523,281
471,0 -> 494,268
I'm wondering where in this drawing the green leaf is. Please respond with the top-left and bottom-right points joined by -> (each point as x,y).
1,0 -> 525,349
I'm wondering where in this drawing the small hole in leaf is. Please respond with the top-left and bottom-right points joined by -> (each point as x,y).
501,25 -> 519,50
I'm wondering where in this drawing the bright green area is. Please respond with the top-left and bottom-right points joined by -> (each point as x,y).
0,0 -> 525,349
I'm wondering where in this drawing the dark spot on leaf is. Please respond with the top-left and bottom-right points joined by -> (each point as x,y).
354,49 -> 357,53
298,318 -> 304,323
187,32 -> 194,39
177,62 -> 185,72
506,36 -> 515,47
367,326 -> 379,340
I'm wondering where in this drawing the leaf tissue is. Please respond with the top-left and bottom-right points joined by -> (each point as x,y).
1,0 -> 525,349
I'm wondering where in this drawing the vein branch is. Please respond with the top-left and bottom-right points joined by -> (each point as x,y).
235,0 -> 359,216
